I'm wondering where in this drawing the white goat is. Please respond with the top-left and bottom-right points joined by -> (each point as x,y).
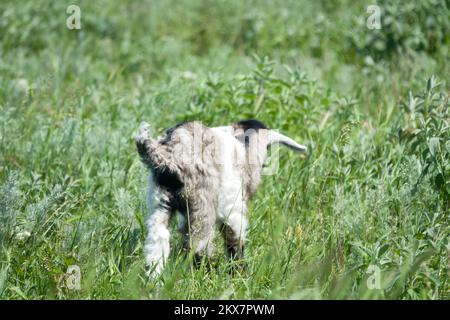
135,119 -> 307,276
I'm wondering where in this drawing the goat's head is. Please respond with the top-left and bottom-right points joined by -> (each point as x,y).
231,119 -> 307,168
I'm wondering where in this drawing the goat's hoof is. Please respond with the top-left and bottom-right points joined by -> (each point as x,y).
229,261 -> 248,276
193,254 -> 217,272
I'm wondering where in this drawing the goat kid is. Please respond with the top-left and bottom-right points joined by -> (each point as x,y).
135,119 -> 307,276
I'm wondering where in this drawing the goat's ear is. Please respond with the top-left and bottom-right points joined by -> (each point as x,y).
268,130 -> 308,153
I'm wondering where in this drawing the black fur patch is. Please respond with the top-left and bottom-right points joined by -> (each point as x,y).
136,140 -> 148,163
152,168 -> 183,193
151,168 -> 186,212
165,122 -> 187,136
236,119 -> 268,131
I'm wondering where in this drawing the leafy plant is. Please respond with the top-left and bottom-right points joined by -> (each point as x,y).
350,0 -> 450,60
0,0 -> 448,300
400,76 -> 450,205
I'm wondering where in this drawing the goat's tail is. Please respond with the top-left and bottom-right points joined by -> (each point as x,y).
135,122 -> 181,175
134,122 -> 164,168
135,122 -> 158,167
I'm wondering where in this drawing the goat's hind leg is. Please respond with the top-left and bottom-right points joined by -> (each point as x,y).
144,186 -> 173,278
183,207 -> 217,269
221,209 -> 248,273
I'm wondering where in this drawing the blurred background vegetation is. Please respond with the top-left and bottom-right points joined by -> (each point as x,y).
0,0 -> 448,299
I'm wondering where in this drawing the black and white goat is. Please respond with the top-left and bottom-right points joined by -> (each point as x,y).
135,119 -> 307,276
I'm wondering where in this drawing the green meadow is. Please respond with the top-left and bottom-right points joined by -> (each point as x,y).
0,0 -> 448,299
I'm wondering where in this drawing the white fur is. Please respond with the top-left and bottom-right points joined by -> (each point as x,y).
144,175 -> 171,277
211,127 -> 248,240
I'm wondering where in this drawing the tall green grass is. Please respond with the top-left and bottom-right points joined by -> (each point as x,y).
0,0 -> 448,299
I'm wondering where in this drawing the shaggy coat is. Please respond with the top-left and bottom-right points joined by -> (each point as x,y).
135,119 -> 306,276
